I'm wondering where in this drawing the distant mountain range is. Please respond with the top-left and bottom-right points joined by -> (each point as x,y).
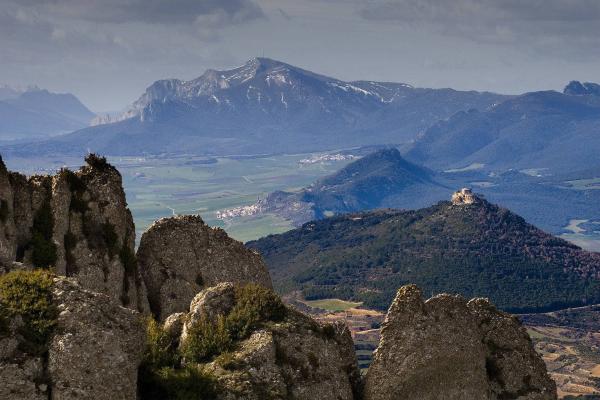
248,191 -> 600,312
0,86 -> 95,141
3,58 -> 505,156
405,81 -> 600,173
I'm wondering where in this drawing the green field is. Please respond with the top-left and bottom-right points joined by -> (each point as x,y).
302,299 -> 362,312
113,153 -> 356,243
565,177 -> 600,190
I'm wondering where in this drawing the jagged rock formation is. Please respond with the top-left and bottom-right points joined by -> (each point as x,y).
0,274 -> 145,400
0,155 -> 149,312
157,283 -> 361,400
363,285 -> 557,400
137,215 -> 272,320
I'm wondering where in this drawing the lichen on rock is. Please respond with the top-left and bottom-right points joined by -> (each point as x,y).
363,284 -> 557,400
0,271 -> 146,400
0,154 -> 150,312
140,283 -> 360,400
137,215 -> 272,320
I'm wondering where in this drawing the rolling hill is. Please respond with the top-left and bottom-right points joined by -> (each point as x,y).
247,190 -> 600,312
406,81 -> 600,173
3,58 -> 506,157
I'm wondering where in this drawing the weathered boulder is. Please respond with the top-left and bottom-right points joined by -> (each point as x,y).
206,319 -> 359,400
137,215 -> 272,320
0,272 -> 146,400
0,313 -> 46,400
148,283 -> 360,400
48,277 -> 146,400
0,154 -> 149,312
363,284 -> 557,400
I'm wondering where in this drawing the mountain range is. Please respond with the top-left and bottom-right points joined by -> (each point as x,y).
405,81 -> 600,173
248,191 -> 600,312
2,58 -> 506,156
0,86 -> 95,141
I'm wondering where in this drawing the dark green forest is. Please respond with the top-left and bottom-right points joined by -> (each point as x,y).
249,200 -> 600,312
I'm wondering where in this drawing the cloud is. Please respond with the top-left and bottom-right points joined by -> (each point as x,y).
359,0 -> 600,50
6,0 -> 265,25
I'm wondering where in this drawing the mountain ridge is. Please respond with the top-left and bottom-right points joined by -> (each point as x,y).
2,58 -> 507,157
406,82 -> 600,172
0,87 -> 95,140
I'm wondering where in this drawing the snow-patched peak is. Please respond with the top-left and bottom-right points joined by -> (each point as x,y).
102,57 -> 416,124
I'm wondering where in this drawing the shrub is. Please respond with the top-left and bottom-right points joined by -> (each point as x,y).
69,195 -> 89,213
0,270 -> 57,355
180,284 -> 286,363
102,223 -> 119,258
0,199 -> 9,223
119,244 -> 137,277
182,314 -> 232,363
30,198 -> 57,269
139,318 -> 218,400
138,365 -> 218,400
144,317 -> 179,369
85,153 -> 111,171
58,168 -> 86,193
225,284 -> 287,340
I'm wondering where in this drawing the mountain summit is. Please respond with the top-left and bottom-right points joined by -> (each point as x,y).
5,58 -> 505,157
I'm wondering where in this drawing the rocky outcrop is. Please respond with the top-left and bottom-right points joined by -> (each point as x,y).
0,274 -> 145,400
137,215 -> 272,320
48,277 -> 145,400
363,284 -> 557,400
0,154 -> 149,312
155,284 -> 360,400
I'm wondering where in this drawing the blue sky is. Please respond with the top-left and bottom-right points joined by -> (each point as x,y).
2,0 -> 600,111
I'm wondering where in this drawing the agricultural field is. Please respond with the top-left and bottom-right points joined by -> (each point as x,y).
560,219 -> 600,253
521,306 -> 600,398
117,153 -> 356,242
3,152 -> 356,243
302,298 -> 363,312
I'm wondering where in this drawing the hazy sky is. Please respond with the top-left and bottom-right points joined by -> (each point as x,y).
2,0 -> 600,111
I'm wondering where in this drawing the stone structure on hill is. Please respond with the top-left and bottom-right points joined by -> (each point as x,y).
0,276 -> 145,400
137,215 -> 272,320
451,187 -> 480,205
363,284 -> 557,400
0,154 -> 149,312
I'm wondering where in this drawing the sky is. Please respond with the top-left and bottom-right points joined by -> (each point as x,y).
2,0 -> 600,112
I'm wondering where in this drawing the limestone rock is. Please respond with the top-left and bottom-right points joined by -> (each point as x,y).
0,276 -> 146,400
48,277 -> 146,400
162,284 -> 359,400
207,311 -> 359,400
137,215 -> 272,320
0,357 -> 46,400
0,314 -> 47,400
363,284 -> 557,400
0,155 -> 149,312
181,282 -> 236,344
